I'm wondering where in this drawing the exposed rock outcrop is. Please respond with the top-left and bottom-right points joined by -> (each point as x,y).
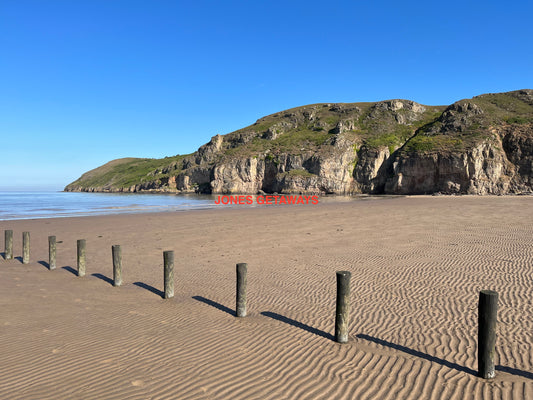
385,141 -> 513,194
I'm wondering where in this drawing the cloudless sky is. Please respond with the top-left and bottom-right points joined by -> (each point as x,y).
1,0 -> 532,190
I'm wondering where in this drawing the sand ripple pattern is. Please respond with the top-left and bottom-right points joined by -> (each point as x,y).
0,196 -> 532,399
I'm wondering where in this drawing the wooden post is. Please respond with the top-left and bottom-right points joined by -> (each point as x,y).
4,230 -> 13,260
22,232 -> 30,264
77,239 -> 86,277
236,263 -> 248,317
48,236 -> 56,270
478,290 -> 498,379
335,271 -> 351,343
112,245 -> 122,287
163,251 -> 174,299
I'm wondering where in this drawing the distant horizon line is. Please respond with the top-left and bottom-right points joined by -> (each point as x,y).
0,187 -> 64,192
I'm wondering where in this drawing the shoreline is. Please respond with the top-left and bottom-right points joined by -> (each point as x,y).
0,191 -> 406,222
3,192 -> 532,222
1,196 -> 532,399
4,190 -> 532,223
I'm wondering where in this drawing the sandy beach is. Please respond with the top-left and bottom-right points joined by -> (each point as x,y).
1,196 -> 532,399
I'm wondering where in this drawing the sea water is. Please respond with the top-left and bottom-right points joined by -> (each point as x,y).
0,191 -> 219,220
0,191 -> 374,221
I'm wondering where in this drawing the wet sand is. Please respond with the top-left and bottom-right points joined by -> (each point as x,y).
1,196 -> 532,399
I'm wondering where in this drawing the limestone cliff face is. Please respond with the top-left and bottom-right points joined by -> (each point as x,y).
354,147 -> 393,193
65,90 -> 533,195
385,142 -> 513,195
173,147 -> 357,195
211,157 -> 265,194
501,125 -> 533,191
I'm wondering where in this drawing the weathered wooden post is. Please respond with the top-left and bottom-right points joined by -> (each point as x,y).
22,232 -> 30,264
112,245 -> 122,287
4,230 -> 13,260
48,236 -> 56,270
236,263 -> 248,317
335,271 -> 351,343
478,290 -> 498,379
163,250 -> 174,299
77,239 -> 86,277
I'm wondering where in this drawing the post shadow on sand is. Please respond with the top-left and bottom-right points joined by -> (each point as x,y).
61,266 -> 78,276
0,252 -> 5,260
192,295 -> 235,317
15,256 -> 23,263
261,311 -> 334,341
357,334 -> 533,379
133,282 -> 164,298
357,334 -> 478,376
495,365 -> 533,380
92,273 -> 114,286
37,260 -> 49,269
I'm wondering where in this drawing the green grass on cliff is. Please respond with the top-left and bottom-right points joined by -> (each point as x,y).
403,135 -> 464,152
363,125 -> 414,152
473,92 -> 533,117
361,109 -> 444,152
224,125 -> 331,157
401,90 -> 533,154
271,126 -> 330,149
66,155 -> 188,190
465,91 -> 533,129
221,103 -> 445,158
281,169 -> 317,178
505,116 -> 533,124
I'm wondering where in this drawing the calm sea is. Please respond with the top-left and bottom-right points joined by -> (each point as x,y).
0,191 -> 374,221
0,192 -> 220,220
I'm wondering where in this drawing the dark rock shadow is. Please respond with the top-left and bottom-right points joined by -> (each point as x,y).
62,266 -> 78,276
133,282 -> 164,298
38,260 -> 50,269
192,296 -> 235,316
356,334 -> 477,376
92,273 -> 114,286
496,365 -> 533,380
261,311 -> 334,341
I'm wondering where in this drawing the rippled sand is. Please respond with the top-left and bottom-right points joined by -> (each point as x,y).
1,196 -> 532,399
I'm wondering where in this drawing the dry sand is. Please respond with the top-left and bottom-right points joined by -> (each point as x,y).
0,196 -> 532,399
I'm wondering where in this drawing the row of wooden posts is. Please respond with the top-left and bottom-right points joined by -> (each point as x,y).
3,229 -> 499,380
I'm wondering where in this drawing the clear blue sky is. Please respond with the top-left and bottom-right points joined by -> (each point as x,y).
1,1 -> 532,190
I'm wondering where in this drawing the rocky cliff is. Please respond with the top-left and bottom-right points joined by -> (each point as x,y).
65,90 -> 533,195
